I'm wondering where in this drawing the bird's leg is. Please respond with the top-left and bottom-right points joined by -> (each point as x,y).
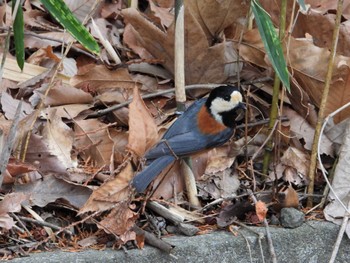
159,139 -> 179,160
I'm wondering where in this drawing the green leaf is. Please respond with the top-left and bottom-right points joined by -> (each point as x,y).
39,0 -> 100,54
251,0 -> 290,92
297,0 -> 307,12
12,0 -> 25,70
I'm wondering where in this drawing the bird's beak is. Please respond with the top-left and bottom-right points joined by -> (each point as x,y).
238,102 -> 246,110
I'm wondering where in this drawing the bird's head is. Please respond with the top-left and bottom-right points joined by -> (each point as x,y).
205,85 -> 246,128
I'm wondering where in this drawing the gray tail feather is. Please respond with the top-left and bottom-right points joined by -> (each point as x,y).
132,156 -> 175,193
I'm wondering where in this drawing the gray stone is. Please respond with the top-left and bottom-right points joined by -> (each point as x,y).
7,221 -> 349,263
280,207 -> 305,228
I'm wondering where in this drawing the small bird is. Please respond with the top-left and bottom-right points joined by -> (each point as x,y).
132,85 -> 246,193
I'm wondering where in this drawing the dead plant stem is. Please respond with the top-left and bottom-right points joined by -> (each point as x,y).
307,0 -> 343,207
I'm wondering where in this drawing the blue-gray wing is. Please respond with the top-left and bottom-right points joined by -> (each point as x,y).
145,98 -> 234,160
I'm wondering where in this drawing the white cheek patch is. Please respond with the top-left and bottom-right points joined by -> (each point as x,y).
209,91 -> 243,124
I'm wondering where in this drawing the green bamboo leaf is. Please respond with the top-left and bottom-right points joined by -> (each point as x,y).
297,0 -> 307,12
251,0 -> 290,92
12,0 -> 25,70
39,0 -> 100,54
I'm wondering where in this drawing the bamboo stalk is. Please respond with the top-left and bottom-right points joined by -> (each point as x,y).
174,0 -> 200,207
262,0 -> 287,175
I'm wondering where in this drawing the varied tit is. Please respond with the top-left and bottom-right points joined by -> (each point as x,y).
132,85 -> 246,193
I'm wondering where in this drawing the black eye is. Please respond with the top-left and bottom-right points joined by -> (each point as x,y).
224,95 -> 230,101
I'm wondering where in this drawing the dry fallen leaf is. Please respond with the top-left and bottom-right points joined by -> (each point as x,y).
99,202 -> 137,243
0,193 -> 29,230
127,87 -> 158,157
42,109 -> 76,170
283,185 -> 299,208
74,119 -> 114,167
14,174 -> 91,208
79,162 -> 133,214
122,5 -> 244,84
255,200 -> 268,222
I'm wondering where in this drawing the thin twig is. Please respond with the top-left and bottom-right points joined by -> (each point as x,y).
317,101 -> 350,214
87,82 -> 271,118
307,0 -> 344,207
0,101 -> 22,188
17,216 -> 73,235
248,189 -> 277,263
328,200 -> 350,263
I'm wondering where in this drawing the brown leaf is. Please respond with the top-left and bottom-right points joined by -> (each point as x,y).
70,65 -> 136,91
42,109 -> 75,169
187,0 -> 249,41
149,0 -> 174,28
99,202 -> 137,243
255,201 -> 268,222
283,107 -> 334,156
240,29 -> 350,123
122,6 -> 243,84
24,133 -> 67,174
79,162 -> 133,214
37,81 -> 93,106
280,147 -> 310,184
74,119 -> 114,167
14,174 -> 92,208
0,193 -> 28,214
284,186 -> 299,208
135,231 -> 145,249
127,88 -> 158,157
7,157 -> 37,176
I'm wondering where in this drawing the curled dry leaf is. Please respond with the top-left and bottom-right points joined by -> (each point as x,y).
255,200 -> 268,222
127,87 -> 158,157
283,185 -> 299,208
280,147 -> 310,184
283,107 -> 334,156
324,121 -> 350,238
79,162 -> 134,214
99,202 -> 137,243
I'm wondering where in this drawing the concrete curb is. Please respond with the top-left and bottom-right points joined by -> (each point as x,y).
8,221 -> 350,263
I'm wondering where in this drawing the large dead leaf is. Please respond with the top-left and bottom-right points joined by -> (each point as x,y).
41,81 -> 93,106
260,0 -> 350,56
187,0 -> 249,42
14,174 -> 91,208
1,92 -> 33,120
240,29 -> 350,123
42,110 -> 76,169
24,133 -> 68,174
70,65 -> 137,91
122,4 -> 244,84
79,162 -> 133,214
127,87 -> 158,157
